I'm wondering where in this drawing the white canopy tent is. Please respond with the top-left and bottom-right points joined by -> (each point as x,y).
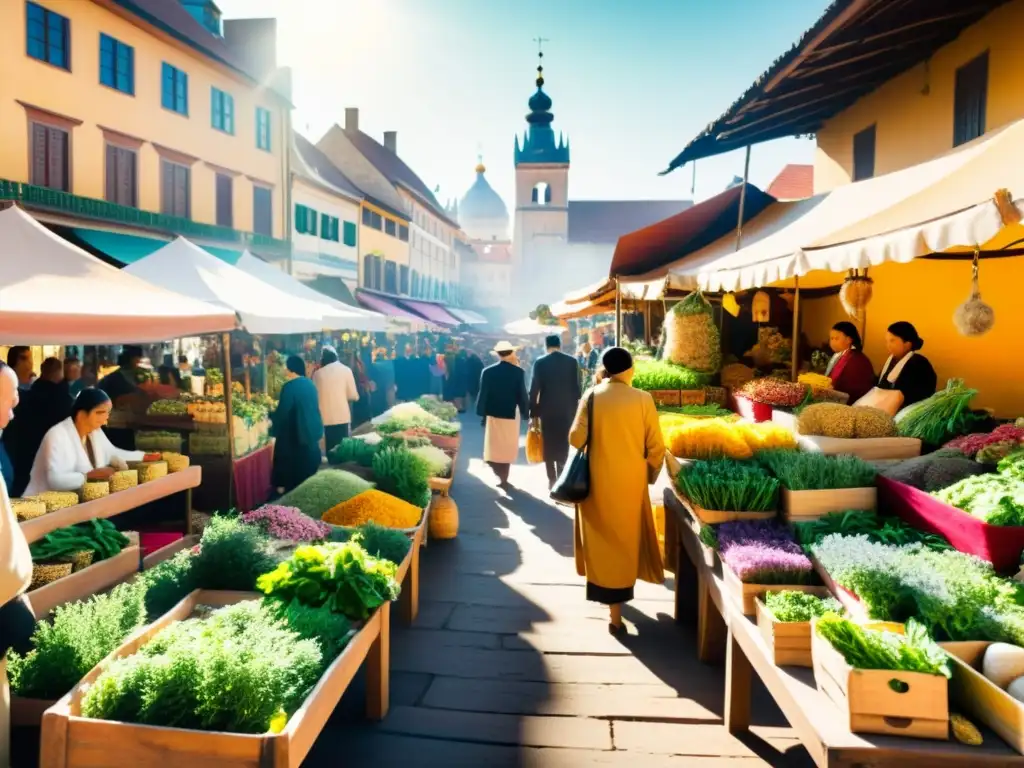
234,251 -> 387,332
125,238 -> 331,335
670,118 -> 1024,292
0,206 -> 236,343
504,317 -> 565,337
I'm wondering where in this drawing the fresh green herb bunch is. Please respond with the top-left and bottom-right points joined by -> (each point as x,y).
371,448 -> 431,508
30,519 -> 130,563
764,591 -> 843,623
676,459 -> 779,512
7,581 -> 148,699
631,359 -> 711,392
657,404 -> 733,418
188,516 -> 276,592
267,599 -> 353,663
80,601 -> 323,734
349,522 -> 412,565
815,616 -> 951,678
757,450 -> 876,491
934,474 -> 1024,527
895,379 -> 981,445
327,438 -> 379,468
141,549 -> 197,619
698,524 -> 718,549
376,412 -> 461,437
794,510 -> 951,552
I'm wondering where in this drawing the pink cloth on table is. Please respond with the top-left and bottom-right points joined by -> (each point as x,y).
140,532 -> 183,558
234,443 -> 274,512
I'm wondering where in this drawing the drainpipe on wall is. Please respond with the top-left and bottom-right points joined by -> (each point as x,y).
284,105 -> 294,275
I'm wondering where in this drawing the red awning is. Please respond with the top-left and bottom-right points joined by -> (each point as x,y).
609,184 -> 776,279
397,298 -> 462,326
355,290 -> 431,325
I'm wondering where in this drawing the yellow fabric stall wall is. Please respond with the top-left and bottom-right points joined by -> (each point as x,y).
800,259 -> 1023,418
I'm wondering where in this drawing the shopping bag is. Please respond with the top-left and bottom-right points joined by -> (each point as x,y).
525,421 -> 544,464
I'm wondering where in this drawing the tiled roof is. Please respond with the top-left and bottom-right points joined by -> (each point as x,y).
766,164 -> 814,200
112,0 -> 252,80
344,130 -> 459,228
315,128 -> 410,221
567,200 -> 693,245
293,135 -> 363,201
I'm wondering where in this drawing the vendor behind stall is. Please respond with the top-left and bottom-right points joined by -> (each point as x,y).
98,345 -> 146,403
826,322 -> 875,403
876,321 -> 937,408
23,388 -> 159,496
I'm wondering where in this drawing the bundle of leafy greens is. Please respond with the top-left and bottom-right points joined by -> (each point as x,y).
675,459 -> 779,512
794,509 -> 951,552
757,450 -> 876,491
256,542 -> 400,621
934,473 -> 1024,527
631,359 -> 711,392
656,403 -> 733,418
895,379 -> 981,445
815,616 -> 951,678
371,447 -> 431,508
80,601 -> 323,734
7,581 -> 148,699
327,438 -> 379,467
344,522 -> 412,565
764,591 -> 843,623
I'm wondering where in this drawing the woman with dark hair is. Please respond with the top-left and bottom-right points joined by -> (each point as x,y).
567,347 -> 665,634
271,355 -> 324,493
825,321 -> 875,403
23,388 -> 158,496
875,321 -> 937,408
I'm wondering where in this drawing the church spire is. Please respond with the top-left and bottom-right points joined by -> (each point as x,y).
514,38 -> 570,167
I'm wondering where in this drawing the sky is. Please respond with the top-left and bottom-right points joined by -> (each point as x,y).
218,0 -> 832,210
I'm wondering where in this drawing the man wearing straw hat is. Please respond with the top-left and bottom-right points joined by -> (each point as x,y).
477,341 -> 529,489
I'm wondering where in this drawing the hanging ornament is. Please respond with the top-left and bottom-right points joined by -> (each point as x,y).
953,251 -> 995,337
839,271 -> 874,317
722,293 -> 740,317
751,291 -> 770,323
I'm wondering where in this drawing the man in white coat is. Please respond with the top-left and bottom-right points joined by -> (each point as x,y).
312,346 -> 360,454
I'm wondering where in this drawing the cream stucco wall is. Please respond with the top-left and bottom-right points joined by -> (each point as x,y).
0,0 -> 289,236
290,177 -> 359,279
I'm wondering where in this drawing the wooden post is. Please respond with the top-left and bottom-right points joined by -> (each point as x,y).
734,145 -> 752,252
643,301 -> 652,347
222,332 -> 236,511
790,276 -> 801,381
725,626 -> 753,733
366,601 -> 391,720
614,277 -> 622,344
400,532 -> 421,625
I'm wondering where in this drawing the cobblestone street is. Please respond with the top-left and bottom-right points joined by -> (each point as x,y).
308,417 -> 813,767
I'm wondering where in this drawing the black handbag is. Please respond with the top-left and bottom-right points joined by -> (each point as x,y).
550,393 -> 592,505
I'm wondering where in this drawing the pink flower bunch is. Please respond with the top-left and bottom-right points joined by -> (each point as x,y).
737,378 -> 808,408
946,424 -> 1024,458
240,504 -> 331,542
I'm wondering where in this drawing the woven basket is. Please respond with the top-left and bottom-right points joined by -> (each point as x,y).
11,499 -> 46,521
69,550 -> 95,572
29,562 -> 73,590
428,495 -> 459,539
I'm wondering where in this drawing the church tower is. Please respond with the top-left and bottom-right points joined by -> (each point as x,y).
512,43 -> 570,308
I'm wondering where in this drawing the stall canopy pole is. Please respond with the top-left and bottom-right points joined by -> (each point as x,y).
222,332 -> 236,511
643,301 -> 652,347
790,276 -> 801,382
614,277 -> 622,344
734,145 -> 752,252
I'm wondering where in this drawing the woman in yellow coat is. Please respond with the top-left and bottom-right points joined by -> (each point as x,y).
568,347 -> 666,633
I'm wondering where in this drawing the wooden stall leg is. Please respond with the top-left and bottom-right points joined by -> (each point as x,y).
675,531 -> 697,626
366,602 -> 391,720
184,487 -> 194,537
38,706 -> 70,768
399,536 -> 420,625
663,504 -> 678,575
696,577 -> 727,664
724,626 -> 752,734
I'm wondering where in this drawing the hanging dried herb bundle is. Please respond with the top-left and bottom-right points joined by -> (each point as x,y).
662,291 -> 721,374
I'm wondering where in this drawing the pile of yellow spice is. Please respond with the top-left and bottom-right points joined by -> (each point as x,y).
663,417 -> 796,460
322,489 -> 422,529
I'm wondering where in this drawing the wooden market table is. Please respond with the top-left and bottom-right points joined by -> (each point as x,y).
664,489 -> 1024,767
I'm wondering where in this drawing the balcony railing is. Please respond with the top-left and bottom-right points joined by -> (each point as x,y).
0,179 -> 291,256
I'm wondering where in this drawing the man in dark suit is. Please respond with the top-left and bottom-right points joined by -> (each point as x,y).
530,335 -> 581,488
477,342 -> 529,489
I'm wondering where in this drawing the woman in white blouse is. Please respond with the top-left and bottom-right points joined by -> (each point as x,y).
23,388 -> 157,496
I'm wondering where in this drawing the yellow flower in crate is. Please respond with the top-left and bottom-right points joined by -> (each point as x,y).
797,372 -> 833,390
322,489 -> 422,529
736,422 -> 797,452
665,418 -> 753,460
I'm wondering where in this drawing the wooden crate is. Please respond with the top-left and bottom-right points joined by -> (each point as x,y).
428,433 -> 460,452
29,540 -> 141,619
679,389 -> 706,406
722,564 -> 827,616
811,626 -> 949,740
942,640 -> 1024,754
755,596 -> 813,667
648,389 -> 681,407
39,590 -> 391,768
781,487 -> 877,522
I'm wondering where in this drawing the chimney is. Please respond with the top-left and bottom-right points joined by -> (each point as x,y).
345,108 -> 359,132
383,131 -> 397,154
223,19 -> 277,78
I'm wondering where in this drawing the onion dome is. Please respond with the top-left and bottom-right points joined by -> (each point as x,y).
514,47 -> 570,166
459,158 -> 509,232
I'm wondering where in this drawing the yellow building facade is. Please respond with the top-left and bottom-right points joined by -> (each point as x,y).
801,0 -> 1024,416
0,0 -> 290,245
357,200 -> 410,293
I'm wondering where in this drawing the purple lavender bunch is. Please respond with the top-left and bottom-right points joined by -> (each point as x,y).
241,504 -> 331,543
717,520 -> 814,585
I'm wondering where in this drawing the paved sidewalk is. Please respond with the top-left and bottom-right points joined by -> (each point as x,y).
308,417 -> 813,767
